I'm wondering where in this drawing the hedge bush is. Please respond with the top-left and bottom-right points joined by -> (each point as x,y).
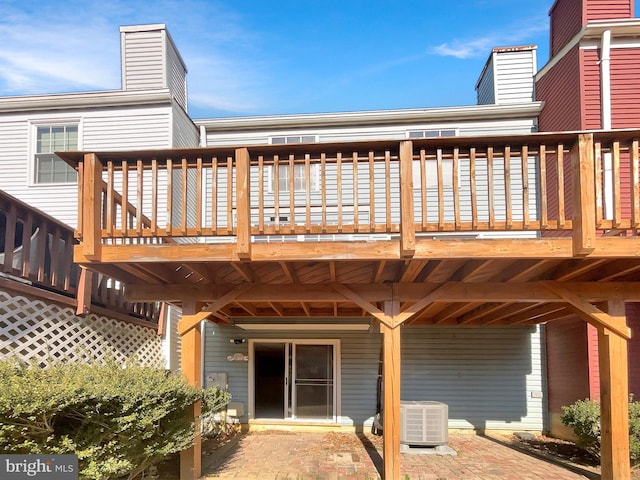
0,359 -> 230,480
561,398 -> 640,465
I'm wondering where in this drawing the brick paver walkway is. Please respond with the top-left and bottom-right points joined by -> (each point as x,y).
202,431 -> 596,480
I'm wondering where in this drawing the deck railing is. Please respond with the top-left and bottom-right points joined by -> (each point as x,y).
0,190 -> 160,323
73,130 -> 640,255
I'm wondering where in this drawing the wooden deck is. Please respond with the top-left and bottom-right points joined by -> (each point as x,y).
0,189 -> 160,325
61,129 -> 640,480
59,130 -> 640,324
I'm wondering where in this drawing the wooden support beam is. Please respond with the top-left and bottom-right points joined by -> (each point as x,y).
127,281 -> 640,304
231,262 -> 255,282
179,303 -> 203,480
82,153 -> 103,260
543,283 -> 632,340
332,282 -> 394,328
202,283 -> 254,317
76,267 -> 93,315
177,310 -> 212,336
572,134 -> 596,256
598,301 -> 631,480
381,302 -> 401,480
235,147 -> 252,260
399,140 -> 415,258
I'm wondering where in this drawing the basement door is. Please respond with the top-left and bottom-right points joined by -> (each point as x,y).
251,340 -> 338,421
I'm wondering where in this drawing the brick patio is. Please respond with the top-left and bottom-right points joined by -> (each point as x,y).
200,431 -> 598,480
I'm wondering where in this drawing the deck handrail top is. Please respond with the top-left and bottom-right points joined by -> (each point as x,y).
0,189 -> 74,232
56,128 -> 640,168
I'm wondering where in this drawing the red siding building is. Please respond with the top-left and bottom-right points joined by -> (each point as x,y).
536,0 -> 640,436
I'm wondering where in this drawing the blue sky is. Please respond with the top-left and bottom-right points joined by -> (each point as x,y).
0,0 -> 637,118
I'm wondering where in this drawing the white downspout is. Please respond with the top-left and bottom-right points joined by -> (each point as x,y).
601,29 -> 613,219
199,124 -> 207,147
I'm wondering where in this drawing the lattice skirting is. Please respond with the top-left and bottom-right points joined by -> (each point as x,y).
0,289 -> 164,367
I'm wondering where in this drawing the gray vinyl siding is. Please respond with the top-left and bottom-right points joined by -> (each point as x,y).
121,30 -> 166,91
476,56 -> 496,105
402,325 -> 545,431
203,323 -> 545,431
203,324 -> 251,415
203,324 -> 381,427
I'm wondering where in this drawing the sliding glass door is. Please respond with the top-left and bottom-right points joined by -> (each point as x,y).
252,340 -> 337,421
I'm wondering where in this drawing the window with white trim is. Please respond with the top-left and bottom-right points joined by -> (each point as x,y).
409,129 -> 457,189
412,159 -> 454,189
34,125 -> 78,184
407,129 -> 457,139
273,163 -> 321,193
270,135 -> 318,144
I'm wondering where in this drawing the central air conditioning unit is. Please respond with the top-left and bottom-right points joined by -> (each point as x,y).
400,401 -> 448,446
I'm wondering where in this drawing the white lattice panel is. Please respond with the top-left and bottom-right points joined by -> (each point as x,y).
0,290 -> 164,367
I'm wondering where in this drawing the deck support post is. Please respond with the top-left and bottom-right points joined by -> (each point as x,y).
75,267 -> 93,315
598,300 -> 630,480
571,133 -> 596,256
399,140 -> 415,258
381,298 -> 401,480
235,147 -> 252,260
179,302 -> 203,480
82,153 -> 103,261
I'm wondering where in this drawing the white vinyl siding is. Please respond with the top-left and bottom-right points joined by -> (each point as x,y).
203,323 -> 545,431
162,305 -> 182,371
0,106 -> 173,228
494,51 -> 537,105
476,59 -> 496,105
476,48 -> 537,106
82,110 -> 170,150
204,118 -> 537,147
167,39 -> 188,111
172,105 -> 199,148
121,30 -> 166,91
200,120 -> 539,235
121,25 -> 188,111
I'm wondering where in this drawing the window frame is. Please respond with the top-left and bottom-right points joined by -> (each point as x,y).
269,135 -> 319,145
30,120 -> 82,186
406,128 -> 458,139
408,129 -> 458,189
268,163 -> 321,194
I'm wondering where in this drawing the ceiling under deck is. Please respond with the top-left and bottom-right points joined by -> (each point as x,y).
86,252 -> 640,328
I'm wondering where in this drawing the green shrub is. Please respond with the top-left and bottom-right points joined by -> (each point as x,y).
561,398 -> 640,465
0,359 -> 230,480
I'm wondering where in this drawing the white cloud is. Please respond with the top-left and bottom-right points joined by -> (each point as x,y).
0,7 -> 121,94
431,17 -> 548,59
0,0 -> 271,114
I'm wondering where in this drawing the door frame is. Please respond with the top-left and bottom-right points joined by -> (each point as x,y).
248,338 -> 341,422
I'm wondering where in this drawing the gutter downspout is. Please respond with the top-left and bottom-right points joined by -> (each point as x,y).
601,29 -> 613,219
199,125 -> 207,147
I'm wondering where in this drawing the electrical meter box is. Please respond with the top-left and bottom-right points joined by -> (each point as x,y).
206,372 -> 228,389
